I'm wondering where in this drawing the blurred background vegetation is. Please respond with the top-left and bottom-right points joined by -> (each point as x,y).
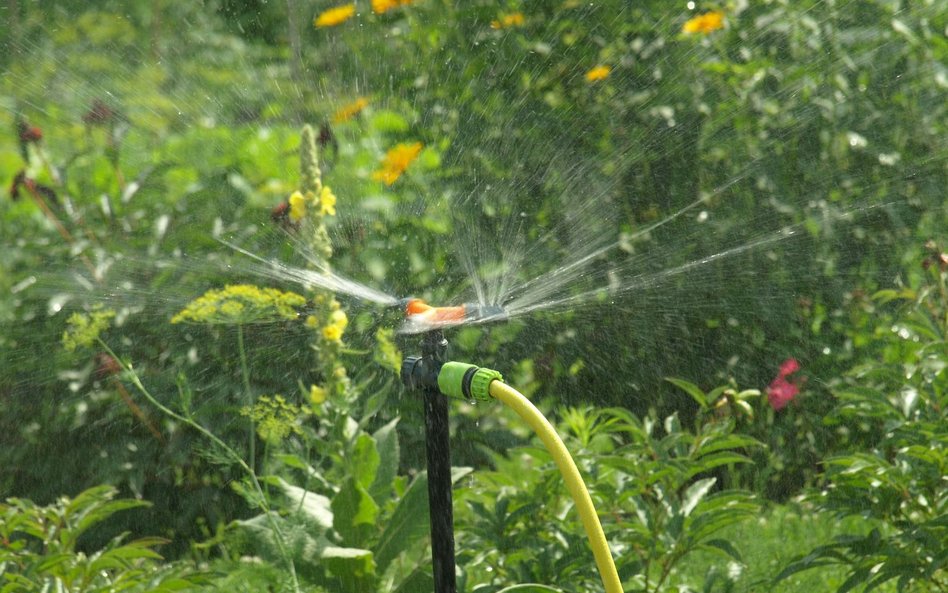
1,1 -> 945,592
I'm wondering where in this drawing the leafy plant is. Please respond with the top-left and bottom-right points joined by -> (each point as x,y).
777,248 -> 948,592
456,402 -> 763,592
0,485 -> 202,592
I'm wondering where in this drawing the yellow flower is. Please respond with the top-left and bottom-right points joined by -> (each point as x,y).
372,0 -> 413,15
330,309 -> 348,330
682,11 -> 725,34
288,190 -> 306,222
62,308 -> 116,352
240,395 -> 305,444
323,323 -> 343,342
372,142 -> 423,185
585,65 -> 611,82
491,12 -> 524,29
319,186 -> 337,216
309,384 -> 327,405
305,314 -> 319,328
314,4 -> 356,28
333,97 -> 369,123
171,285 -> 306,325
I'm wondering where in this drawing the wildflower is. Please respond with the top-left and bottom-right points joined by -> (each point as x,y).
372,0 -> 413,15
305,314 -> 319,328
323,323 -> 343,342
288,190 -> 306,222
314,4 -> 356,28
330,309 -> 348,329
767,358 -> 802,411
319,186 -> 337,216
585,65 -> 611,83
682,11 -> 725,35
491,12 -> 525,29
171,284 -> 306,325
333,97 -> 369,123
241,395 -> 305,445
310,384 -> 327,405
372,142 -> 423,185
63,309 -> 116,352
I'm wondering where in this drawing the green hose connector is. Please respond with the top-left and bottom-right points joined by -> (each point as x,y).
437,361 -> 503,402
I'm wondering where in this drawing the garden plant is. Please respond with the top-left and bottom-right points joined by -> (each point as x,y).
1,2 -> 946,593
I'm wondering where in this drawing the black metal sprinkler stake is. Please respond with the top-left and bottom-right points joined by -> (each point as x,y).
401,329 -> 457,593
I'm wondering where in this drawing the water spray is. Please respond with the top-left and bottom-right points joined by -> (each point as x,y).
400,306 -> 622,593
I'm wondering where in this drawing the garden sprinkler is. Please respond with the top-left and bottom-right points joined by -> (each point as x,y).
399,297 -> 509,333
399,300 -> 623,593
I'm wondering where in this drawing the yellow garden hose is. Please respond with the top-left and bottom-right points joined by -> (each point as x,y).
488,380 -> 624,593
405,359 -> 624,592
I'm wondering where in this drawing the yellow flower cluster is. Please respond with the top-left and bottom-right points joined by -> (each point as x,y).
171,285 -> 306,325
314,4 -> 356,28
491,12 -> 525,29
585,65 -> 611,82
286,186 -> 337,222
322,309 -> 348,342
333,97 -> 369,123
240,395 -> 306,444
62,308 -> 116,352
289,190 -> 307,222
682,11 -> 725,34
372,0 -> 413,15
320,186 -> 337,216
372,142 -> 423,185
309,384 -> 328,405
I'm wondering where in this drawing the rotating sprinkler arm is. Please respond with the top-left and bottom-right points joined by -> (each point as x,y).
400,298 -> 509,329
403,360 -> 623,593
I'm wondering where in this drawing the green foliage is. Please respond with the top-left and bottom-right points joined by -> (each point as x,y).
1,2 -> 947,593
0,485 -> 202,592
777,257 -> 948,591
457,404 -> 762,592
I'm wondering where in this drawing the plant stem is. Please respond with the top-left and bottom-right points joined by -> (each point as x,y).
237,324 -> 256,474
98,339 -> 301,593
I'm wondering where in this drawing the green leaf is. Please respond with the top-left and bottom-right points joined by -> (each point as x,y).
321,546 -> 377,593
276,478 -> 334,531
666,378 -> 708,409
373,473 -> 430,572
373,468 -> 471,572
352,433 -> 381,490
702,538 -> 743,562
682,478 -> 717,517
332,478 -> 379,547
369,418 -> 400,503
685,452 -> 751,479
392,568 -> 434,593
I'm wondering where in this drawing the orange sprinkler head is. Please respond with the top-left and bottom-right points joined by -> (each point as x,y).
405,299 -> 467,323
405,298 -> 433,316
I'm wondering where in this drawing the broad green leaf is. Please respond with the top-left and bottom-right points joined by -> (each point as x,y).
373,473 -> 429,572
277,478 -> 334,531
495,585 -> 564,593
701,538 -> 743,562
352,432 -> 381,490
666,378 -> 708,408
332,478 -> 379,546
392,568 -> 434,593
370,418 -> 400,503
682,478 -> 716,517
373,467 -> 471,572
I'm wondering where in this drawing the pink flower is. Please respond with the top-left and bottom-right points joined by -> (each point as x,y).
768,358 -> 802,411
778,358 -> 800,376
